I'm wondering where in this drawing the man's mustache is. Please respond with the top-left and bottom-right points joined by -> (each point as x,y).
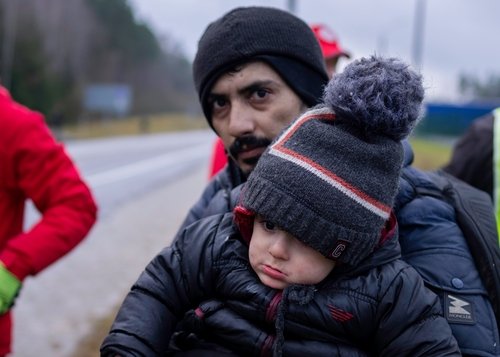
229,135 -> 272,160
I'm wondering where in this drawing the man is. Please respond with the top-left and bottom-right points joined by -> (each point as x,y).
102,56 -> 461,356
206,22 -> 351,179
0,85 -> 98,356
180,6 -> 496,356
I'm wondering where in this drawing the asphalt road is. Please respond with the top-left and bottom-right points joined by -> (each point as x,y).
11,130 -> 215,356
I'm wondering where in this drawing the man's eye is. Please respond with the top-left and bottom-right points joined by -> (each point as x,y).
256,89 -> 268,98
213,97 -> 227,108
252,88 -> 269,100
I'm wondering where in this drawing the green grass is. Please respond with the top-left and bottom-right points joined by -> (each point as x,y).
409,136 -> 453,171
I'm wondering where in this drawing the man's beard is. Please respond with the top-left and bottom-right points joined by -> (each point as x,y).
229,135 -> 272,168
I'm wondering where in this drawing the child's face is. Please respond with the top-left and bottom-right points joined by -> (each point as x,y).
249,215 -> 336,290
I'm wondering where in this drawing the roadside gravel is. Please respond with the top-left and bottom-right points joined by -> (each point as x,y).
12,165 -> 207,357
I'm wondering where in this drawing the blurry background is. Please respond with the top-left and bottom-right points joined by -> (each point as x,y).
1,0 -> 500,139
1,0 -> 500,356
0,0 -> 198,126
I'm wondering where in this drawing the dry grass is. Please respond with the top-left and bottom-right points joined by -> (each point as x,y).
60,113 -> 208,140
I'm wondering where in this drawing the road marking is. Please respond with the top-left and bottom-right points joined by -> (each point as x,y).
86,144 -> 209,187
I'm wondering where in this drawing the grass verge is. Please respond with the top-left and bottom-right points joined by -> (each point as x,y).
409,136 -> 453,170
58,113 -> 208,140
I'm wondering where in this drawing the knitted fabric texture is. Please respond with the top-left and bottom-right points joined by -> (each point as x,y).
241,56 -> 424,266
193,6 -> 328,127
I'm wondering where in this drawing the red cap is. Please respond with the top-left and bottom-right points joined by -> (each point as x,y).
311,24 -> 350,60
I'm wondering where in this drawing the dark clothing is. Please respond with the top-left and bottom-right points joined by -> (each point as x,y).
444,113 -> 494,198
101,213 -> 460,356
178,158 -> 243,230
176,142 -> 500,356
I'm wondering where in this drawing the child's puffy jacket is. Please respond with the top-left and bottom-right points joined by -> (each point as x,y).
101,213 -> 459,356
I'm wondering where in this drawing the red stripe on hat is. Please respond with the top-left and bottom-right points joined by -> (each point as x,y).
272,111 -> 391,217
273,110 -> 336,147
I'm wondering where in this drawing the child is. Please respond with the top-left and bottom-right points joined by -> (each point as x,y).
101,56 -> 460,356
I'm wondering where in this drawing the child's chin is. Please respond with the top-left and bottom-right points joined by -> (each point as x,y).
260,277 -> 289,290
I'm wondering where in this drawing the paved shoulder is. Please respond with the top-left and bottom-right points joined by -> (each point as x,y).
13,166 -> 208,357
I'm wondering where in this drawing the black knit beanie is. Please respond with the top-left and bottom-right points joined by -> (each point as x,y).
193,6 -> 328,129
238,56 -> 424,266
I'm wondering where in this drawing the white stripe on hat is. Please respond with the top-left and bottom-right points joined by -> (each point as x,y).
269,107 -> 390,219
269,147 -> 390,219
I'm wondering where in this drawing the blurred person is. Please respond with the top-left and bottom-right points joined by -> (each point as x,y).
207,136 -> 227,179
102,55 -> 459,356
206,23 -> 351,180
0,85 -> 97,356
443,107 -> 500,235
443,108 -> 499,199
171,6 -> 494,355
311,23 -> 351,78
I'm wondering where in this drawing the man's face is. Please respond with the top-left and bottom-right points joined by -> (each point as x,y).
208,61 -> 306,175
249,215 -> 336,290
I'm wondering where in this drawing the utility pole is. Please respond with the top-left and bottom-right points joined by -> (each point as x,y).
411,0 -> 426,71
287,0 -> 297,14
1,0 -> 19,89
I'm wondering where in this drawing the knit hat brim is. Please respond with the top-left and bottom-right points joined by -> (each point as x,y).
243,175 -> 381,265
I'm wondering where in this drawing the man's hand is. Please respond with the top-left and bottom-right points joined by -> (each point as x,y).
0,262 -> 21,314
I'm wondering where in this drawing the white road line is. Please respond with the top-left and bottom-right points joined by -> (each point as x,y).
87,144 -> 209,187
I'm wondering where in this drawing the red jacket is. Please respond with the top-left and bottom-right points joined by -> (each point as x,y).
208,138 -> 227,179
0,86 -> 97,355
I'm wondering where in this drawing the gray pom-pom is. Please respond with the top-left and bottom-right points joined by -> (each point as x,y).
323,55 -> 424,141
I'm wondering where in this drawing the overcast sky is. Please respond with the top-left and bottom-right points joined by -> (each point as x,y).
128,0 -> 500,102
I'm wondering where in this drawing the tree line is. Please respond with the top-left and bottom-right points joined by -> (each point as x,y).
1,0 -> 498,125
0,0 -> 198,124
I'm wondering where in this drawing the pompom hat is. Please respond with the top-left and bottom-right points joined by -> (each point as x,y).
237,56 -> 424,266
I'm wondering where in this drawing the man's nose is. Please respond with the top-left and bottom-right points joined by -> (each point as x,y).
228,102 -> 255,137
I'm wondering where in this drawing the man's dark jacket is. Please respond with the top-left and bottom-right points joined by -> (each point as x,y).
177,142 -> 500,357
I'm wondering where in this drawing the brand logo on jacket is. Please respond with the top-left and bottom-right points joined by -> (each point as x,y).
445,294 -> 475,324
327,304 -> 353,322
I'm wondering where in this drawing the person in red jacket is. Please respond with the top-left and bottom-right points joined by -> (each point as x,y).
0,85 -> 98,356
207,136 -> 227,179
311,23 -> 351,78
